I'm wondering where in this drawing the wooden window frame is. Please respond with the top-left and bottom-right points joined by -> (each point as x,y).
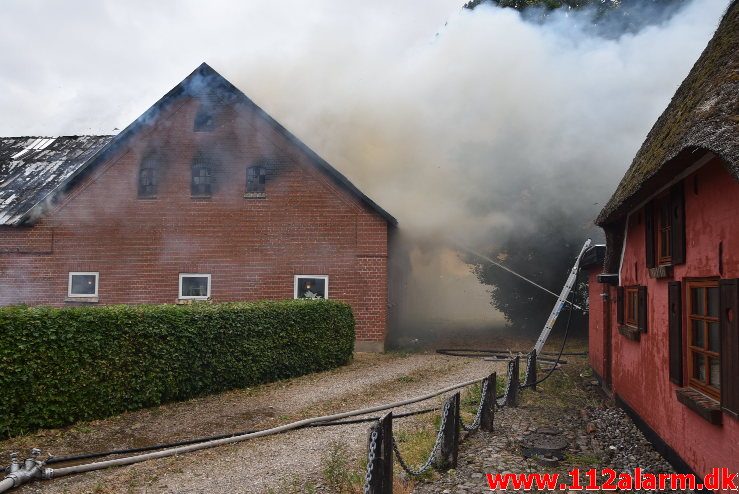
655,193 -> 672,265
624,286 -> 639,328
686,279 -> 720,400
646,182 -> 686,269
178,273 -> 211,300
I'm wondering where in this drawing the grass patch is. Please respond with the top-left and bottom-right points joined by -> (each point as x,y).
460,381 -> 483,428
461,382 -> 482,414
564,452 -> 606,466
320,440 -> 364,493
314,437 -> 418,494
520,362 -> 602,410
267,474 -> 318,494
392,410 -> 444,482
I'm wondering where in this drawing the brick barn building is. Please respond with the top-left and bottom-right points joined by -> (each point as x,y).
0,63 -> 396,352
586,2 -> 738,479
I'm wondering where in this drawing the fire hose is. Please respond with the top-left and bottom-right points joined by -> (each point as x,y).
0,373 -> 490,492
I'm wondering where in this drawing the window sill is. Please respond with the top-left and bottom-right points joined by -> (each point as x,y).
64,297 -> 99,304
596,273 -> 619,285
138,196 -> 159,200
648,265 -> 673,279
675,388 -> 722,425
176,298 -> 212,305
244,192 -> 267,199
618,325 -> 641,341
190,195 -> 212,200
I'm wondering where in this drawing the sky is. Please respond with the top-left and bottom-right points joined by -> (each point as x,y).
0,0 -> 731,330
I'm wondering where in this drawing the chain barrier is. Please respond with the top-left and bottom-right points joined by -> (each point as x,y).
496,359 -> 514,407
362,430 -> 378,494
521,352 -> 532,387
392,400 -> 450,477
365,352 -> 537,490
460,378 -> 488,432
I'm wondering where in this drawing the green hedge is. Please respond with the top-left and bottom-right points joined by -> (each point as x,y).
0,300 -> 354,438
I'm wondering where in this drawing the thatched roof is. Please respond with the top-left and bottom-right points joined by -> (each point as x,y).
596,0 -> 739,226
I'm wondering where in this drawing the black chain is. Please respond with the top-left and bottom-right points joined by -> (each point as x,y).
392,400 -> 450,477
362,430 -> 378,494
461,379 -> 488,432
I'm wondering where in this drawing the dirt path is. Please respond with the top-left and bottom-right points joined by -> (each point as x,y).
4,352 -> 502,494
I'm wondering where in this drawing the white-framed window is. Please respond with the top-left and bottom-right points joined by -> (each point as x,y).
179,273 -> 211,299
68,272 -> 99,298
294,275 -> 328,299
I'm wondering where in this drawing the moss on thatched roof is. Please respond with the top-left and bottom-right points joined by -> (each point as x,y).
596,0 -> 739,226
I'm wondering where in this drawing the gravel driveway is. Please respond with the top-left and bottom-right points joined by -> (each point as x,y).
4,352 -> 501,494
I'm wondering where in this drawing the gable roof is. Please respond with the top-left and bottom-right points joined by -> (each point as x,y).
0,136 -> 114,225
0,63 -> 396,227
596,0 -> 739,226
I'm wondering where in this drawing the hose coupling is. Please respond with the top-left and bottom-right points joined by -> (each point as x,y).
8,453 -> 20,474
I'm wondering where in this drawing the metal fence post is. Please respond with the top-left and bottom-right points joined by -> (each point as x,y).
525,349 -> 537,391
480,372 -> 496,432
506,356 -> 520,407
365,413 -> 393,494
434,392 -> 460,470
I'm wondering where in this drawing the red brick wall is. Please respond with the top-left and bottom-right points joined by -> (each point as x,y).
0,94 -> 390,349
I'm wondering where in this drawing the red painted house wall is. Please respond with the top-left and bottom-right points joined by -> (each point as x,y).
0,93 -> 391,351
587,267 -> 607,383
597,156 -> 739,477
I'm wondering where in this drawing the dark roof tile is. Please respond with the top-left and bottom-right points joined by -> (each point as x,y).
0,135 -> 114,225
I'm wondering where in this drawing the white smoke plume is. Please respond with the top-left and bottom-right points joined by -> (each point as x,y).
0,0 -> 729,340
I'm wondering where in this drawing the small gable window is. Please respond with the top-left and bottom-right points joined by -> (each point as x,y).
645,183 -> 685,269
138,153 -> 159,198
194,106 -> 216,132
246,165 -> 266,194
191,152 -> 213,197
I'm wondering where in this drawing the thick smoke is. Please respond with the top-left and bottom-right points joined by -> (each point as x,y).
0,0 -> 729,344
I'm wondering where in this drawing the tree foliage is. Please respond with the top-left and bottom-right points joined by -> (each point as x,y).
472,206 -> 591,336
